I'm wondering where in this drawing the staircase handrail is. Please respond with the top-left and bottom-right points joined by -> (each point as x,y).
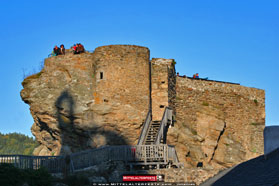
167,145 -> 179,163
154,107 -> 172,145
137,109 -> 152,145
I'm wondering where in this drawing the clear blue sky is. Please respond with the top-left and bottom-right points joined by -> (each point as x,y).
0,0 -> 278,137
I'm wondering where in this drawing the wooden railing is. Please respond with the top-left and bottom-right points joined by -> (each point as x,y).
70,145 -> 170,171
155,107 -> 173,145
0,155 -> 64,173
137,110 -> 152,145
0,144 -> 181,173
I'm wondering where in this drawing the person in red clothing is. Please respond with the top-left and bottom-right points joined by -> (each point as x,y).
72,44 -> 77,54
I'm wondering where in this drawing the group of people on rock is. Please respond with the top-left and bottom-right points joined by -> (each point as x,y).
176,72 -> 186,78
176,72 -> 200,79
71,43 -> 85,54
51,43 -> 85,56
53,44 -> 65,56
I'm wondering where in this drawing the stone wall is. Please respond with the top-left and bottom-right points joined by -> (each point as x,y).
21,44 -> 266,181
21,45 -> 150,155
168,77 -> 265,169
151,58 -> 176,121
91,45 -> 150,144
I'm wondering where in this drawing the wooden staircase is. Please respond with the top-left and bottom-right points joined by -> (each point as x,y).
138,107 -> 173,145
144,121 -> 161,145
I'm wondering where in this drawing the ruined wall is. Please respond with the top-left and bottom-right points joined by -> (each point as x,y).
20,44 -> 266,180
168,77 -> 265,169
21,45 -> 150,155
91,45 -> 150,144
151,58 -> 176,121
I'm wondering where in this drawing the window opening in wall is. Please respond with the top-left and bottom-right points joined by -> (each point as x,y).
100,72 -> 103,79
197,162 -> 203,167
161,81 -> 165,84
160,105 -> 164,108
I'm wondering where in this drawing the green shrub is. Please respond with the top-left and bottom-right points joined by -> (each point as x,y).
250,122 -> 262,126
0,163 -> 53,186
254,99 -> 258,105
62,175 -> 90,186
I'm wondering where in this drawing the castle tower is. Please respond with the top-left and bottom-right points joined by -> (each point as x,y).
90,45 -> 151,144
150,58 -> 176,121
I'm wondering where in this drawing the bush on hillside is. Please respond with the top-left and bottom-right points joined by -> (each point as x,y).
0,163 -> 52,186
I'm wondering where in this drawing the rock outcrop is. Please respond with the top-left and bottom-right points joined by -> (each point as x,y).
21,45 -> 150,155
21,44 -> 265,183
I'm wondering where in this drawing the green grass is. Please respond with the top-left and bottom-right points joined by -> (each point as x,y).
254,99 -> 258,105
22,71 -> 43,86
250,122 -> 262,126
191,129 -> 197,135
202,102 -> 209,106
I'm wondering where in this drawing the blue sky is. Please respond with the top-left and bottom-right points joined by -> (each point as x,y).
0,0 -> 278,137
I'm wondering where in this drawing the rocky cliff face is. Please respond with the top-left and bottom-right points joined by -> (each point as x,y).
21,45 -> 150,155
21,44 -> 265,183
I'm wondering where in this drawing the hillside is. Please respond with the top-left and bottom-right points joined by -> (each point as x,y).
0,132 -> 38,155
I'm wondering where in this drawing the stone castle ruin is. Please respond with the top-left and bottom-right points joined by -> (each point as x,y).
20,45 -> 265,176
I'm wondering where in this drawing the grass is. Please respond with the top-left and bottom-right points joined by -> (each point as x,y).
250,122 -> 262,126
202,102 -> 209,106
22,60 -> 44,80
21,71 -> 43,87
191,129 -> 197,135
254,99 -> 258,106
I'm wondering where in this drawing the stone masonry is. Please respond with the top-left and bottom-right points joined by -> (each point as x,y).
21,45 -> 150,155
168,77 -> 265,170
21,44 -> 265,182
151,58 -> 176,121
